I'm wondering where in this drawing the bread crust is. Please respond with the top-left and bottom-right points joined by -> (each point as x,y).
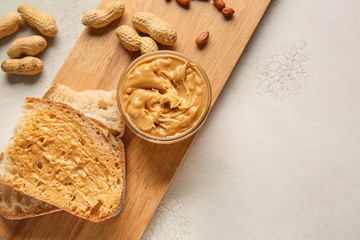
42,82 -> 59,99
111,140 -> 126,217
0,207 -> 60,219
0,98 -> 125,222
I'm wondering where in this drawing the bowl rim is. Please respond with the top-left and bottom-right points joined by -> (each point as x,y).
116,50 -> 212,144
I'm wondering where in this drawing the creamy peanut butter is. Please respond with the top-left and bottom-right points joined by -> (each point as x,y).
120,56 -> 208,138
7,104 -> 122,219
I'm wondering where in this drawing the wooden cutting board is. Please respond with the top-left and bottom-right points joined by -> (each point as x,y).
0,0 -> 271,239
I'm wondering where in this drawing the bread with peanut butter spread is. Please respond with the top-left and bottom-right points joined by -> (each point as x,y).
43,83 -> 125,138
0,127 -> 124,220
0,85 -> 125,220
0,98 -> 125,222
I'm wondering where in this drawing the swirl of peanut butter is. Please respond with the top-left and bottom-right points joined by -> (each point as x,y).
121,56 -> 207,138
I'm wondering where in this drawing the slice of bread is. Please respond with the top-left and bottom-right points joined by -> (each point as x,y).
0,98 -> 125,222
43,83 -> 125,138
0,130 -> 124,220
0,85 -> 126,220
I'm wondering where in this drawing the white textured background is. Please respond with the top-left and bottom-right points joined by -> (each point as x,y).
1,0 -> 360,239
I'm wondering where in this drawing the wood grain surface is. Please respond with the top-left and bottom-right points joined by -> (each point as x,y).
0,0 -> 271,239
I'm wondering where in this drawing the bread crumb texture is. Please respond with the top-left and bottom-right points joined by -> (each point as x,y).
0,183 -> 58,218
5,99 -> 124,221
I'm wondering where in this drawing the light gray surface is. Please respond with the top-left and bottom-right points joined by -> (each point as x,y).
1,1 -> 360,240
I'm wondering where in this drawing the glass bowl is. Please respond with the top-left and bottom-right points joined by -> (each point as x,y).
116,50 -> 212,144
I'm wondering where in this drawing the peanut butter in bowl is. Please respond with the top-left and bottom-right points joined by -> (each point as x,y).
117,51 -> 212,143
